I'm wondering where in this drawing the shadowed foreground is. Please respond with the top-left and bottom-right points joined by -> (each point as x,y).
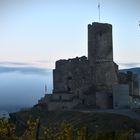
10,108 -> 140,134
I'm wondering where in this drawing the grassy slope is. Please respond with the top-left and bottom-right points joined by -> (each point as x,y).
9,108 -> 140,133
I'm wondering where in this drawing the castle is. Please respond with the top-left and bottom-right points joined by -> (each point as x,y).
38,22 -> 139,110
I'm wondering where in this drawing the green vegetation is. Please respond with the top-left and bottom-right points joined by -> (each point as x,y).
5,108 -> 140,139
10,108 -> 140,132
0,117 -> 135,140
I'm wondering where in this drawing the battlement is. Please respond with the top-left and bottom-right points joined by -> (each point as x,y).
88,22 -> 112,31
55,56 -> 88,69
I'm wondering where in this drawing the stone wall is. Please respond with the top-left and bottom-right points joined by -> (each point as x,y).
118,71 -> 139,96
113,84 -> 130,109
96,62 -> 118,89
88,22 -> 113,67
38,94 -> 52,104
53,56 -> 92,95
133,74 -> 139,96
47,98 -> 80,110
96,92 -> 112,109
51,94 -> 78,102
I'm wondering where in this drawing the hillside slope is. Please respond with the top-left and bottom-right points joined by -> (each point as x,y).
120,67 -> 140,78
9,108 -> 140,134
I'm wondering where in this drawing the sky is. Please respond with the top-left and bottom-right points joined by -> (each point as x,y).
0,0 -> 140,69
0,0 -> 140,110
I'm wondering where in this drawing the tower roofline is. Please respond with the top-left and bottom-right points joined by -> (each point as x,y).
88,22 -> 112,29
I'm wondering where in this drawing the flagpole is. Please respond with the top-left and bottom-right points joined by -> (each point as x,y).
98,2 -> 100,22
45,84 -> 47,94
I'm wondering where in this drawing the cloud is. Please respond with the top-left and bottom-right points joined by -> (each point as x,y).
0,66 -> 51,75
0,61 -> 32,66
36,60 -> 54,64
117,62 -> 140,69
0,61 -> 53,75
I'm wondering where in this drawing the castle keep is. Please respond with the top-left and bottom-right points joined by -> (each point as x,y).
39,22 -> 139,110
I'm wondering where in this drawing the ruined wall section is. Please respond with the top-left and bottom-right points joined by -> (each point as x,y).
119,71 -> 139,96
133,74 -> 139,96
53,56 -> 92,95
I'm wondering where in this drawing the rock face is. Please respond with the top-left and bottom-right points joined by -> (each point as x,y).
38,22 -> 139,110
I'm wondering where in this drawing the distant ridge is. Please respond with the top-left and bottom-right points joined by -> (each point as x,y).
120,68 -> 140,87
120,67 -> 140,75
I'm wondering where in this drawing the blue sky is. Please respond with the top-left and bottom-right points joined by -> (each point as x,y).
0,0 -> 140,69
0,0 -> 140,110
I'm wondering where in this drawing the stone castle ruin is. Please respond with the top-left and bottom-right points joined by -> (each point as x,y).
38,22 -> 139,110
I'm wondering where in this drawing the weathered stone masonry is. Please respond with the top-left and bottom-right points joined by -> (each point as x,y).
38,22 -> 139,110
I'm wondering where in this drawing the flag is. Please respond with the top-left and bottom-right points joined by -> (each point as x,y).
98,3 -> 100,9
98,2 -> 100,22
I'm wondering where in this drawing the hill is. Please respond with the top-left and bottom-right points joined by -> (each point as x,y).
120,67 -> 140,87
9,108 -> 140,135
120,67 -> 140,77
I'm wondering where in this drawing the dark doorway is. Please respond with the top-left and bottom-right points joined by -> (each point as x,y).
67,76 -> 72,80
67,87 -> 71,92
82,99 -> 85,105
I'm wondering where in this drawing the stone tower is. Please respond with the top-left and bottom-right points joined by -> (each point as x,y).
88,22 -> 118,91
